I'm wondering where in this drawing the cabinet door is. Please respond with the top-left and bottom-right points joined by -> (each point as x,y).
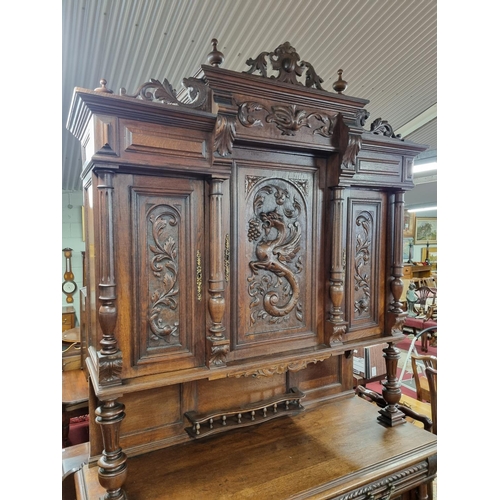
126,175 -> 206,374
231,163 -> 324,359
344,188 -> 387,339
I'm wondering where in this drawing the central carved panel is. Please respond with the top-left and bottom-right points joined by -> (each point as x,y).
234,166 -> 318,352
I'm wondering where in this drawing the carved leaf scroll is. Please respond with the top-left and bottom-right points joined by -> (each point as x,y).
148,207 -> 181,346
238,101 -> 336,137
214,115 -> 236,157
119,76 -> 208,110
354,211 -> 373,316
370,117 -> 403,140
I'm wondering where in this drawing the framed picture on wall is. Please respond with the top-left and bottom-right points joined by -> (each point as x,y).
414,217 -> 437,244
403,210 -> 416,238
421,246 -> 437,263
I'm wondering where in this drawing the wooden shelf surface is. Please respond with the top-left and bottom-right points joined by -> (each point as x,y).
75,396 -> 436,499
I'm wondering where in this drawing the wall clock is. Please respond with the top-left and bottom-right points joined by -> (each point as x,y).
62,247 -> 77,303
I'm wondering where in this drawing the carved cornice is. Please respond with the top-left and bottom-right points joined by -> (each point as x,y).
245,41 -> 325,90
119,76 -> 208,110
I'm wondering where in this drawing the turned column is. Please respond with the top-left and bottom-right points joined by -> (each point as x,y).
206,177 -> 230,367
387,191 -> 407,334
95,169 -> 127,499
327,186 -> 347,345
377,342 -> 405,427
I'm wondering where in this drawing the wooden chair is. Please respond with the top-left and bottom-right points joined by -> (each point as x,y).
355,385 -> 433,432
425,366 -> 437,434
404,284 -> 437,352
411,353 -> 437,403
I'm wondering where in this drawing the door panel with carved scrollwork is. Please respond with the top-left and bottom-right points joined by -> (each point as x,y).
344,189 -> 387,339
126,175 -> 206,373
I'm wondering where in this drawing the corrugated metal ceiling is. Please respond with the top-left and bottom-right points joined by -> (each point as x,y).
62,0 -> 437,191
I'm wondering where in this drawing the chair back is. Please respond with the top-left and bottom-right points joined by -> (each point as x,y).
425,366 -> 437,434
415,286 -> 437,319
410,353 -> 437,403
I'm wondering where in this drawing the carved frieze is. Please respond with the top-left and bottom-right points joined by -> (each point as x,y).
232,353 -> 332,378
238,101 -> 336,137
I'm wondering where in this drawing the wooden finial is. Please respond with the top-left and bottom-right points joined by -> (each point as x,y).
207,38 -> 224,67
94,79 -> 113,93
332,69 -> 347,94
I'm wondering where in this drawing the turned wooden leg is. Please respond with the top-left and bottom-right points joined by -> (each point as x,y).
95,398 -> 128,500
418,481 -> 430,500
377,342 -> 406,427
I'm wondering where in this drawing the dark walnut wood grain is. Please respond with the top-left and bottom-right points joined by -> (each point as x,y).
67,39 -> 429,500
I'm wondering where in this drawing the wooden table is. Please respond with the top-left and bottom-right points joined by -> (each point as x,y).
62,369 -> 89,447
399,393 -> 432,429
63,442 -> 89,500
74,396 -> 437,499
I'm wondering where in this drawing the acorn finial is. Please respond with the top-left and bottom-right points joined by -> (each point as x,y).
94,79 -> 113,93
332,69 -> 347,94
207,38 -> 224,67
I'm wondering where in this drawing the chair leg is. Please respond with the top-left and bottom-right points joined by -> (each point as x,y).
421,332 -> 428,352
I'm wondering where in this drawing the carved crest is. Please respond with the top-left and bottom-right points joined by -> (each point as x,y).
245,42 -> 325,90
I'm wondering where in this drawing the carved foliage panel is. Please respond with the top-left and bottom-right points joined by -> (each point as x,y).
234,165 -> 319,350
345,191 -> 386,337
131,177 -> 205,369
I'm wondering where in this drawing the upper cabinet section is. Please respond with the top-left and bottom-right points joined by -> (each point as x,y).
67,40 -> 429,387
67,40 -> 426,189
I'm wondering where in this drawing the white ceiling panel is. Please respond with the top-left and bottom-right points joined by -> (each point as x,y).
62,0 -> 437,191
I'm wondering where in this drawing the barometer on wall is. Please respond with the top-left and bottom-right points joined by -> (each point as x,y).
62,247 -> 77,303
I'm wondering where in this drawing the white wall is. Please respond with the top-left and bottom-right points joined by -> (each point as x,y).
62,190 -> 85,324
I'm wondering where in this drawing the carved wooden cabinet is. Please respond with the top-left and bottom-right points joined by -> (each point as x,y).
67,40 -> 434,499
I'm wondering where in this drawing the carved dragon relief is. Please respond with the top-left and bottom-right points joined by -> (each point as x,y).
147,205 -> 181,347
238,101 -> 336,137
246,179 -> 306,325
353,210 -> 374,317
